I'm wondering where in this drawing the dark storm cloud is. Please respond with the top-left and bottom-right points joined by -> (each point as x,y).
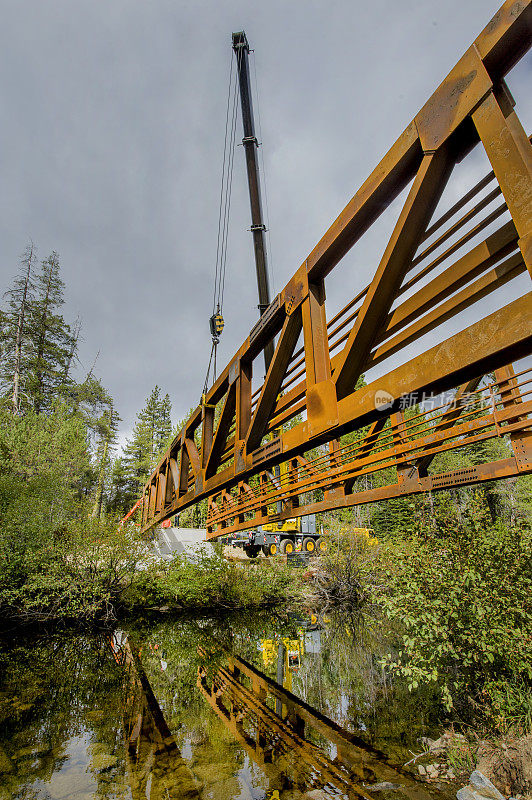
0,0 -> 529,445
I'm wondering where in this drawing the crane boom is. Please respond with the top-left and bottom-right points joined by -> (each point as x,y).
232,31 -> 274,372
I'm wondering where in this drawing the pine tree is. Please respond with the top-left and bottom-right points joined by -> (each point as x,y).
157,392 -> 173,453
91,404 -> 120,519
126,386 -> 172,477
1,247 -> 106,418
62,316 -> 81,384
25,252 -> 76,413
109,386 -> 173,515
1,243 -> 121,526
68,373 -> 115,444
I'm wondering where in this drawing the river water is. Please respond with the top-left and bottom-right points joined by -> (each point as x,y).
0,611 -> 454,800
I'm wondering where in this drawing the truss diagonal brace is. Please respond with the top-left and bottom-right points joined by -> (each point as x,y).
246,308 -> 303,452
472,90 -> 532,275
334,149 -> 454,400
205,381 -> 236,479
416,376 -> 483,476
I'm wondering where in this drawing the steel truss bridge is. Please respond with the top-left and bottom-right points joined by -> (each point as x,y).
140,0 -> 532,539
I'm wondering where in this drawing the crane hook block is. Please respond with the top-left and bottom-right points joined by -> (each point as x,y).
209,312 -> 224,339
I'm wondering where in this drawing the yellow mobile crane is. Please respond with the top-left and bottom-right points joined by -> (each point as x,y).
217,33 -> 328,560
224,457 -> 330,557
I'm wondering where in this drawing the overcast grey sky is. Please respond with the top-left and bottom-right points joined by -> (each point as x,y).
1,0 -> 530,446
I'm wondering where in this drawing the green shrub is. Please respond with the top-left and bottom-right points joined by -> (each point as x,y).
379,517 -> 532,726
446,736 -> 477,776
310,525 -> 390,608
0,517 -> 151,624
483,678 -> 532,734
124,551 -> 300,613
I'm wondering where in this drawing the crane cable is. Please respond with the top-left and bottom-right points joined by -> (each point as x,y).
204,52 -> 239,397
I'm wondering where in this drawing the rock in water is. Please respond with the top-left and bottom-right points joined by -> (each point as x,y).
457,770 -> 506,800
91,752 -> 118,771
426,765 -> 440,778
470,771 -> 506,800
367,783 -> 402,791
457,788 -> 478,800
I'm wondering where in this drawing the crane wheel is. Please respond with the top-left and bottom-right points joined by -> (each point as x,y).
280,539 -> 294,555
263,542 -> 278,557
302,537 -> 316,553
244,545 -> 260,559
316,536 -> 328,553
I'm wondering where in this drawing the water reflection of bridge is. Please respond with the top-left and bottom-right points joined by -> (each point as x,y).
109,630 -> 436,800
197,646 -> 430,800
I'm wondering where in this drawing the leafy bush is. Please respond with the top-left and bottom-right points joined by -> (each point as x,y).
483,678 -> 532,734
379,515 -> 532,727
0,517 -> 151,624
310,525 -> 389,609
124,550 -> 300,613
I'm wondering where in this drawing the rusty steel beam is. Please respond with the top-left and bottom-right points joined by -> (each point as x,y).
334,149 -> 455,400
206,383 -> 532,536
139,0 -> 532,536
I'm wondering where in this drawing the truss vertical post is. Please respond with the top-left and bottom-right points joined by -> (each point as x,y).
164,463 -> 174,504
302,279 -> 338,437
287,458 -> 300,511
495,364 -> 532,471
179,441 -> 191,496
236,359 -> 252,471
149,484 -> 157,519
390,411 -> 420,492
155,473 -> 165,513
201,404 -> 215,469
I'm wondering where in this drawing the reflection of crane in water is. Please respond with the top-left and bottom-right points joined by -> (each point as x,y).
260,634 -> 304,695
260,613 -> 327,707
197,644 -> 433,800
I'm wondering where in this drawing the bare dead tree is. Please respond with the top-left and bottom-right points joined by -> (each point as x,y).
62,315 -> 82,383
11,242 -> 36,414
85,349 -> 100,382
